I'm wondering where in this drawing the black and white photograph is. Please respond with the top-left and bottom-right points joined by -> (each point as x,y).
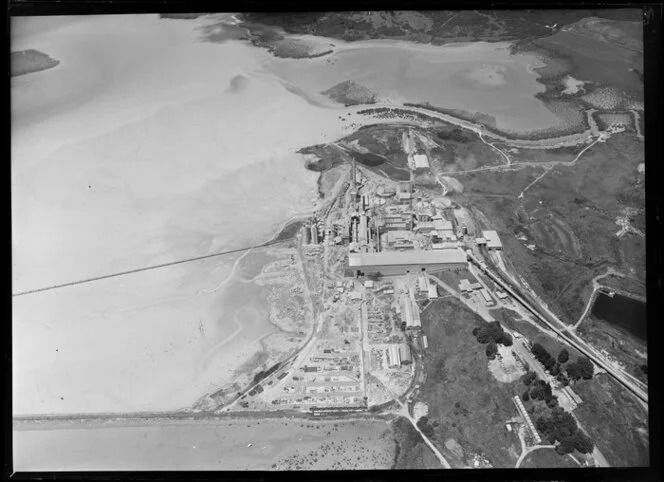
10,7 -> 654,473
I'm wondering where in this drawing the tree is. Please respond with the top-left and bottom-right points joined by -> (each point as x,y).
522,371 -> 537,386
558,349 -> 569,364
500,332 -> 513,347
556,437 -> 576,455
551,363 -> 560,376
531,343 -> 547,358
530,385 -> 543,401
472,327 -> 479,337
417,416 -> 434,438
577,357 -> 594,379
546,397 -> 559,408
522,390 -> 530,402
543,356 -> 556,372
475,321 -> 505,345
486,341 -> 498,360
566,362 -> 582,381
476,326 -> 491,344
572,431 -> 594,454
556,372 -> 569,386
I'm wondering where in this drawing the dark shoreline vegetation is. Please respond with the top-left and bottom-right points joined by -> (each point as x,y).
11,49 -> 60,77
241,10 -> 641,46
401,102 -> 592,142
159,13 -> 209,19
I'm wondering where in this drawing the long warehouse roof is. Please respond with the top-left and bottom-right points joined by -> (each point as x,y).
349,249 -> 467,267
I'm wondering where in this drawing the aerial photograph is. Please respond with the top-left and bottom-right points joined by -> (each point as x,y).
11,9 -> 648,471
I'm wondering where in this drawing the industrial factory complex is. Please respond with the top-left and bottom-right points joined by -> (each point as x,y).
302,158 -> 477,278
236,157 -> 505,414
221,147 -> 619,470
231,157 -> 511,414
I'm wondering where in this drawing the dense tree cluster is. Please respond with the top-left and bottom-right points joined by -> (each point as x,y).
566,356 -> 594,381
416,416 -> 435,438
535,408 -> 594,454
530,343 -> 556,372
472,322 -> 513,355
556,372 -> 570,386
521,371 -> 537,386
486,341 -> 498,360
529,379 -> 555,403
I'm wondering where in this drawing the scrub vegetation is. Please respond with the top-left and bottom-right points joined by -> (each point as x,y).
11,49 -> 60,77
242,10 -> 640,46
458,132 -> 645,325
416,298 -> 522,468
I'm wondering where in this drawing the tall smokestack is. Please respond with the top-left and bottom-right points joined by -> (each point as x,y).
352,157 -> 356,188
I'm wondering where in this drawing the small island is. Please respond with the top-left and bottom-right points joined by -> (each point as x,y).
11,49 -> 60,77
321,80 -> 377,106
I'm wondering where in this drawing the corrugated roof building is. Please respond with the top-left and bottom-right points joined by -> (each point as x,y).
399,344 -> 412,364
388,345 -> 401,368
482,230 -> 503,250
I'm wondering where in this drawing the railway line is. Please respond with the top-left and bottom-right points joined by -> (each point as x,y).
467,252 -> 648,405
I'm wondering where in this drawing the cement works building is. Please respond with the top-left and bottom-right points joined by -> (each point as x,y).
349,249 -> 468,277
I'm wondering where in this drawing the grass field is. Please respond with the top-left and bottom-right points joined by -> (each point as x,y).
489,308 -> 545,341
457,131 -> 644,326
418,298 -> 522,468
521,448 -> 580,468
573,374 -> 649,467
576,316 -> 647,384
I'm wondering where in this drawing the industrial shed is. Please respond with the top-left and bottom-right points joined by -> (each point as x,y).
349,249 -> 468,277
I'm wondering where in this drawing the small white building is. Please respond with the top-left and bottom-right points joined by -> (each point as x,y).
480,289 -> 493,305
459,279 -> 473,292
413,153 -> 430,169
399,344 -> 412,364
433,219 -> 454,232
482,230 -> 503,250
427,285 -> 439,299
388,345 -> 401,368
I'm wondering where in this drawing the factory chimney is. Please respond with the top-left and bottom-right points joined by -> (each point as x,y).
351,157 -> 357,188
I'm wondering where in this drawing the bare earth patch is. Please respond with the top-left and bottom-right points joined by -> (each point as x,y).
488,344 -> 527,383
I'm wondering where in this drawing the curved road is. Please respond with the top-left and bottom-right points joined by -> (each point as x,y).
346,103 -> 595,148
